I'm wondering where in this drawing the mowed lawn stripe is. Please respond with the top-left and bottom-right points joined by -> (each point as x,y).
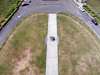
58,13 -> 100,75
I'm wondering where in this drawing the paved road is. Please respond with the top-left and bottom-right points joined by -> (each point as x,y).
46,14 -> 58,75
0,0 -> 100,46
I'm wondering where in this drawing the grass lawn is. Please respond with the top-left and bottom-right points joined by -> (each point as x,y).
0,0 -> 20,25
0,14 -> 47,75
58,13 -> 100,75
87,0 -> 100,16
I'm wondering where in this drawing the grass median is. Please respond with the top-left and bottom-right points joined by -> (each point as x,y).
58,13 -> 100,75
0,14 -> 47,75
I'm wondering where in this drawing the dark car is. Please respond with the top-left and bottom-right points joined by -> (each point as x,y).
50,36 -> 55,41
91,19 -> 98,25
22,3 -> 29,6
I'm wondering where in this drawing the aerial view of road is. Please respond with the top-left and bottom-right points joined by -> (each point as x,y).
0,0 -> 100,75
0,0 -> 100,46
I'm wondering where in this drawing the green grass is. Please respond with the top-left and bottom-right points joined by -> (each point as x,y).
85,0 -> 100,24
36,49 -> 46,73
0,64 -> 12,75
0,0 -> 21,26
0,14 -> 47,75
0,0 -> 20,17
87,0 -> 100,16
58,13 -> 100,75
83,5 -> 100,24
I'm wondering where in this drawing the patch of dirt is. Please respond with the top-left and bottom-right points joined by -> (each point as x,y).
75,51 -> 100,75
12,48 -> 34,75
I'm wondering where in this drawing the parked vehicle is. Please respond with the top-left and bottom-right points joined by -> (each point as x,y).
22,0 -> 31,7
50,36 -> 55,41
91,19 -> 98,25
22,3 -> 29,6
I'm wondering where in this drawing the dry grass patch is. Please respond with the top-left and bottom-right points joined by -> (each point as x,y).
58,14 -> 100,75
0,13 -> 47,75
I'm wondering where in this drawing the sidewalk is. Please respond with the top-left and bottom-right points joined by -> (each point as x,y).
46,14 -> 58,75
